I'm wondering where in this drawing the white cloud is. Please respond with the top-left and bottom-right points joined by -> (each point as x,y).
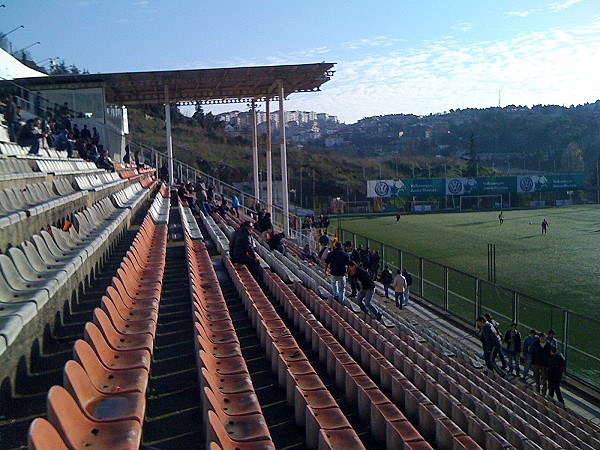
549,0 -> 584,13
504,9 -> 540,18
451,22 -> 474,32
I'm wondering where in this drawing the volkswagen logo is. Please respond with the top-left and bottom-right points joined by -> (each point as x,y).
520,177 -> 534,192
447,179 -> 463,195
374,181 -> 390,196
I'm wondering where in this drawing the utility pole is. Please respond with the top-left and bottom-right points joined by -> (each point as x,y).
312,167 -> 316,211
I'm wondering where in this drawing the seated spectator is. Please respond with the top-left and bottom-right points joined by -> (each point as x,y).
301,243 -> 318,263
97,149 -> 115,172
86,142 -> 100,162
267,231 -> 286,255
17,118 -> 46,155
123,145 -> 131,164
54,129 -> 74,157
178,183 -> 198,213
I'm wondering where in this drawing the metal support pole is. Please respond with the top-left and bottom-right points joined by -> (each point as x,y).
562,311 -> 569,360
513,292 -> 519,325
419,257 -> 424,297
251,99 -> 260,203
278,82 -> 290,236
444,267 -> 449,312
266,98 -> 273,214
164,85 -> 174,186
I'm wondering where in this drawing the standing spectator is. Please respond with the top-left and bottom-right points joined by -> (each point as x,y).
531,332 -> 552,395
546,329 -> 558,349
229,221 -> 260,277
159,163 -> 168,182
378,265 -> 393,299
324,242 -> 351,305
370,250 -> 380,280
484,313 -> 508,370
547,346 -> 566,403
80,124 -> 91,140
477,316 -> 502,372
17,118 -> 46,155
359,246 -> 371,273
72,124 -> 81,139
231,194 -> 240,218
134,149 -> 141,169
318,230 -> 330,251
91,127 -> 100,145
345,241 -> 360,297
504,323 -> 522,376
4,94 -> 19,142
401,267 -> 412,307
348,262 -> 382,320
392,269 -> 407,309
521,329 -> 538,381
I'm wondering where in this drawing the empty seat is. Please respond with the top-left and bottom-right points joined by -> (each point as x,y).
27,418 -> 68,450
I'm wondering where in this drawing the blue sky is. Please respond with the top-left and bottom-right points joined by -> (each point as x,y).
2,0 -> 599,123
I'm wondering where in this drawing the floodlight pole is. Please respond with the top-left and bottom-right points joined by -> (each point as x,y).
266,98 -> 273,214
164,85 -> 174,186
278,81 -> 290,236
251,99 -> 260,204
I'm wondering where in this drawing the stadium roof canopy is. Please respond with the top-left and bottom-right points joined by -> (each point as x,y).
9,62 -> 335,106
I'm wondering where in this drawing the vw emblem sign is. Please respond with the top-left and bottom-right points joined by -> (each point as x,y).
374,181 -> 390,197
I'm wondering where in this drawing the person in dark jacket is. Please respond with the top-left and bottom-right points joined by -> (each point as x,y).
477,316 -> 502,371
267,231 -> 285,255
345,241 -> 361,297
547,346 -> 566,403
349,262 -> 381,319
504,323 -> 522,376
229,221 -> 260,277
324,242 -> 351,305
17,118 -> 45,155
4,94 -> 19,142
378,265 -> 393,299
531,332 -> 552,395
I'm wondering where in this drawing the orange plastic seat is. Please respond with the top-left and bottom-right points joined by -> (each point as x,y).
93,308 -> 154,354
73,340 -> 148,394
27,418 -> 68,450
200,367 -> 254,395
108,282 -> 159,311
63,360 -> 146,422
46,385 -> 142,450
85,322 -> 151,371
101,295 -> 158,329
206,404 -> 273,446
318,428 -> 366,450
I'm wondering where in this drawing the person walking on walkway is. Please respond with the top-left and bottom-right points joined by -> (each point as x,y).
391,269 -> 407,309
379,265 -> 393,299
547,346 -> 566,403
349,263 -> 382,320
504,323 -> 522,376
521,329 -> 538,381
531,332 -> 551,395
477,316 -> 503,373
324,242 -> 351,305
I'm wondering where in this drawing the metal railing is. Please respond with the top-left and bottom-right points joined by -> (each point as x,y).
338,227 -> 600,392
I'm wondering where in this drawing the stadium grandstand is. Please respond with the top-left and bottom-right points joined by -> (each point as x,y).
1,48 -> 599,450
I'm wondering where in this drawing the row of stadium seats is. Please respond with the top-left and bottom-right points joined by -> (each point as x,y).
0,180 -> 158,391
27,188 -> 170,449
181,203 -> 275,448
0,141 -> 69,159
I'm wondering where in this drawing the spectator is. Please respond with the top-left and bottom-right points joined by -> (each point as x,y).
301,243 -> 318,263
34,91 -> 42,117
80,124 -> 91,140
97,149 -> 115,172
546,329 -> 558,349
318,230 -> 330,250
4,94 -> 19,142
91,127 -> 100,145
345,241 -> 361,297
123,145 -> 131,164
229,221 -> 260,277
231,194 -> 240,218
359,246 -> 371,273
484,313 -> 508,371
348,262 -> 382,320
477,316 -> 502,372
159,163 -> 168,182
324,242 -> 351,305
54,128 -> 74,157
401,267 -> 412,307
547,346 -> 566,403
504,323 -> 522,376
267,231 -> 286,255
521,329 -> 538,381
531,332 -> 552,395
378,265 -> 393,299
392,269 -> 407,309
134,149 -> 141,169
72,124 -> 81,139
86,143 -> 100,162
369,250 -> 380,280
17,118 -> 46,155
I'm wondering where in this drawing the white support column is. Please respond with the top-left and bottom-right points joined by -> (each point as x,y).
251,99 -> 260,204
266,98 -> 273,214
164,85 -> 174,186
278,82 -> 290,236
